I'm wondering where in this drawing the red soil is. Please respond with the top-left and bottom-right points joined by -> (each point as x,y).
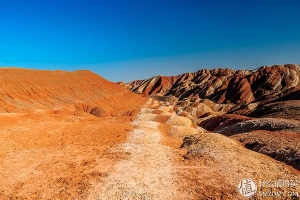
0,68 -> 145,115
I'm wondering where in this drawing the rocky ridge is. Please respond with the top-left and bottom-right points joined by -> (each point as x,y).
119,64 -> 300,106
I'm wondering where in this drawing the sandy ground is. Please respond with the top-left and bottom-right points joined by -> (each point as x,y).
0,113 -> 137,199
90,113 -> 176,199
1,98 -> 300,199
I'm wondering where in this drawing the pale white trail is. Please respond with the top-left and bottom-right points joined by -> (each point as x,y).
90,99 -> 177,200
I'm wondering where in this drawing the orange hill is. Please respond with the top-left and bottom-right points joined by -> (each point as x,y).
0,68 -> 145,116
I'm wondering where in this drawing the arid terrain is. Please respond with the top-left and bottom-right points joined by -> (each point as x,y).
1,67 -> 299,199
119,64 -> 300,171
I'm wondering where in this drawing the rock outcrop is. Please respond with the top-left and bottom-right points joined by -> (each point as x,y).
246,100 -> 300,119
230,130 -> 300,171
216,118 -> 300,136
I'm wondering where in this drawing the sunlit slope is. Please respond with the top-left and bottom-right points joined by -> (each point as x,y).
0,68 -> 145,116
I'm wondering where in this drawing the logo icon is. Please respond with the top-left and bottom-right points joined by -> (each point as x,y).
238,178 -> 257,198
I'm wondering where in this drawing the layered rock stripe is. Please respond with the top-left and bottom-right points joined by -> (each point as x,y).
119,64 -> 300,105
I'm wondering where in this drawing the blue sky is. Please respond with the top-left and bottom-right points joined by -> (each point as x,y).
0,0 -> 300,82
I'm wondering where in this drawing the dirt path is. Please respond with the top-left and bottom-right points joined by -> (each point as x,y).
90,99 -> 178,199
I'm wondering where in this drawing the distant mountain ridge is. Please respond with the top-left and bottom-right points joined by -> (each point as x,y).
118,64 -> 300,105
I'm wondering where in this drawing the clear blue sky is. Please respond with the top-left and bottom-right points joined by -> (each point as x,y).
0,0 -> 300,82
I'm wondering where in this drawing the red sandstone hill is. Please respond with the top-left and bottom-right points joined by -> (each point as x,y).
0,68 -> 145,116
119,64 -> 300,105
